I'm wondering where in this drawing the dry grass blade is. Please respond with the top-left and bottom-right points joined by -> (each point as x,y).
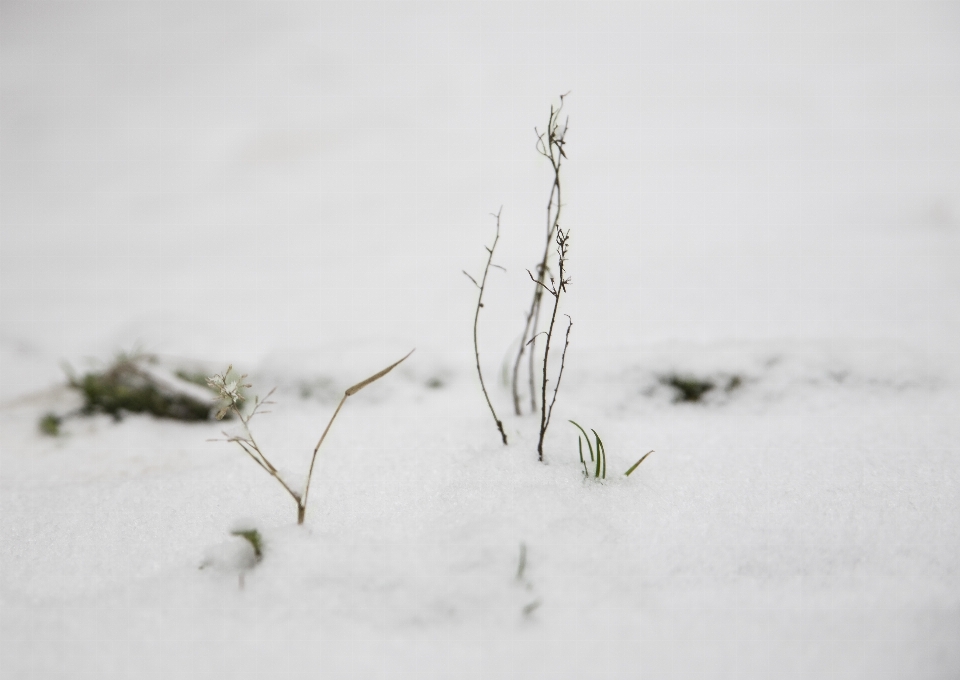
624,450 -> 654,477
345,349 -> 415,396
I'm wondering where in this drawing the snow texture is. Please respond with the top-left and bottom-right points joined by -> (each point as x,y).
2,2 -> 959,679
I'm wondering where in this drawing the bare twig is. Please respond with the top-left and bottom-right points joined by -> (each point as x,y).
512,93 -> 570,416
466,209 -> 508,445
536,228 -> 572,462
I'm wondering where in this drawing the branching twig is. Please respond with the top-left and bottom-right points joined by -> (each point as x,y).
536,229 -> 572,462
512,93 -> 570,416
465,208 -> 508,445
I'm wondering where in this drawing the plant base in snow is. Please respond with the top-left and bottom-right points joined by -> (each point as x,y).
570,420 -> 654,479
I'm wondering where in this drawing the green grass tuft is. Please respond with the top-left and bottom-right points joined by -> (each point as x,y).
569,420 -> 605,479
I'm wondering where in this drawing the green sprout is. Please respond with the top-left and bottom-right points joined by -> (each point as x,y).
231,529 -> 263,562
570,421 -> 655,479
569,420 -> 605,479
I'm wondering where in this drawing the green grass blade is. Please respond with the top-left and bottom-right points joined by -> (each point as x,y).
569,420 -> 594,462
595,433 -> 606,479
624,450 -> 654,477
578,437 -> 588,476
592,433 -> 601,478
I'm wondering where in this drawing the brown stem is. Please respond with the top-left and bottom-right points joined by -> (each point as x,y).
511,95 -> 568,417
298,350 -> 414,524
536,230 -> 571,463
469,209 -> 508,445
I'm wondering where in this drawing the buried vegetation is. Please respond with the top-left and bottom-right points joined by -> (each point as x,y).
40,354 -> 220,435
658,373 -> 743,403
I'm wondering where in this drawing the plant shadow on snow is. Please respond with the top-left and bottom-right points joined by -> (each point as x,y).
648,372 -> 746,405
631,341 -> 951,411
658,373 -> 744,403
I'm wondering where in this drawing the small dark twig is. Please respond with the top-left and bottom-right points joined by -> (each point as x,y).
467,209 -> 508,445
536,229 -> 572,462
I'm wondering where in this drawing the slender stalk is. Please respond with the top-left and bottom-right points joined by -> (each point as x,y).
534,229 -> 571,463
511,94 -> 569,416
465,209 -> 508,445
298,349 -> 414,524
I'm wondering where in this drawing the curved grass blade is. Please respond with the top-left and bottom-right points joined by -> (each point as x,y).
592,430 -> 606,479
569,420 -> 594,462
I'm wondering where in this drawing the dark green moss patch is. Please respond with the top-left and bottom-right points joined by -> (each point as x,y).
40,356 -> 219,434
72,360 -> 212,422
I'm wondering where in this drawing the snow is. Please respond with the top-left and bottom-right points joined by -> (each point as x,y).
2,2 -> 959,679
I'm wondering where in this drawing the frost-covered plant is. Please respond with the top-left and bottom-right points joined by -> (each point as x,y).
209,350 -> 413,525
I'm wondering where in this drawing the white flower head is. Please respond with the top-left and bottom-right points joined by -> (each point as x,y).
207,365 -> 251,419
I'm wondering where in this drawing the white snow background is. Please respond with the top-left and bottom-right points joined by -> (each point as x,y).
2,2 -> 959,678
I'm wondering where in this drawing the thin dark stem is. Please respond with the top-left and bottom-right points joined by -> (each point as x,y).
544,315 -> 572,446
468,209 -> 508,445
536,230 -> 571,463
511,94 -> 569,417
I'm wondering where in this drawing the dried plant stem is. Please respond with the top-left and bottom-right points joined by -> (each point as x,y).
464,209 -> 508,445
529,228 -> 572,462
512,93 -> 569,416
217,351 -> 413,525
299,349 -> 414,524
224,389 -> 303,505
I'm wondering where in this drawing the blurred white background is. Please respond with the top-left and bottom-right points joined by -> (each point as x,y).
2,1 -> 958,385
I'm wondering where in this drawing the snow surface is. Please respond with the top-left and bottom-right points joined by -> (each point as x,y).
2,2 -> 959,679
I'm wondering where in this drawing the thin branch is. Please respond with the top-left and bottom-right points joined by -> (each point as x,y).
543,314 -> 572,444
467,209 -> 508,445
512,94 -> 570,416
536,228 -> 571,463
